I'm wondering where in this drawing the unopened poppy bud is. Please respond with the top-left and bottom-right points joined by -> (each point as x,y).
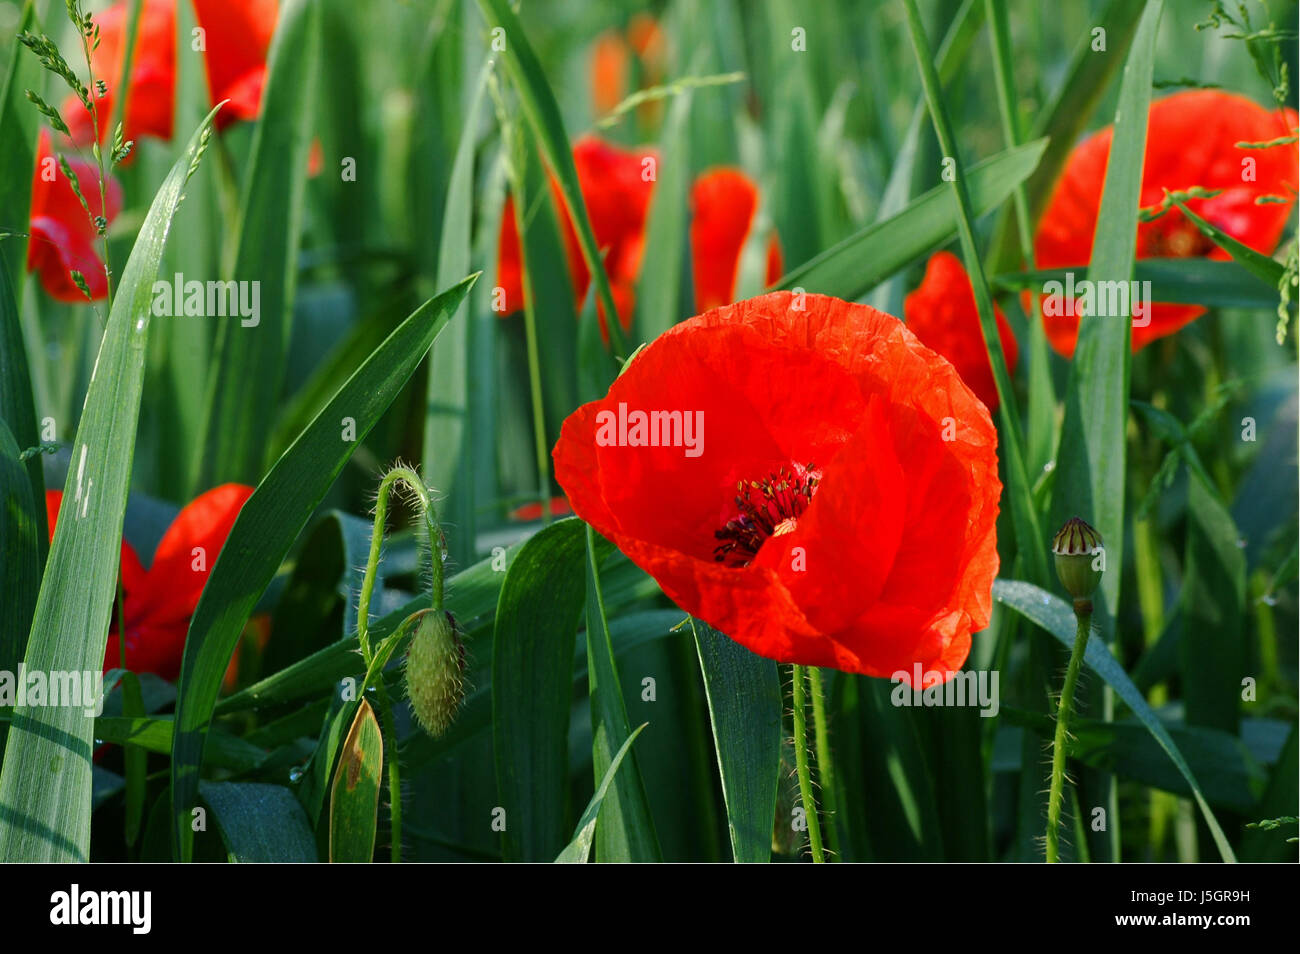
404,610 -> 465,738
1052,517 -> 1104,600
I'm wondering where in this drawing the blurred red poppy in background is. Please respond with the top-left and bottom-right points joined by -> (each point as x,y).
905,251 -> 1017,411
62,0 -> 279,147
591,13 -> 668,117
690,169 -> 784,313
554,292 -> 1001,678
45,484 -> 253,680
1035,90 -> 1298,356
27,129 -> 123,302
497,138 -> 782,340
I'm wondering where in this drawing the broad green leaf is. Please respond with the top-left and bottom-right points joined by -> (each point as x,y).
476,0 -> 627,356
584,525 -> 661,861
92,714 -> 268,771
1052,0 -> 1164,624
194,0 -> 322,487
992,578 -> 1236,862
0,108 -> 220,862
328,699 -> 383,863
555,723 -> 647,863
691,619 -> 780,863
199,782 -> 317,862
492,518 -> 586,862
171,274 -> 478,861
774,140 -> 1047,302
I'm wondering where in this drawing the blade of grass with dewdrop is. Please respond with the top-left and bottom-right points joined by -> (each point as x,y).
901,0 -> 1048,587
0,107 -> 221,862
170,274 -> 477,861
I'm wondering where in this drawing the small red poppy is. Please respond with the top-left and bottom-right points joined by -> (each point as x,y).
497,136 -> 657,336
554,292 -> 1001,678
27,129 -> 124,302
689,169 -> 784,314
45,484 -> 253,680
904,252 -> 1018,411
1035,90 -> 1299,355
62,0 -> 279,147
507,496 -> 574,522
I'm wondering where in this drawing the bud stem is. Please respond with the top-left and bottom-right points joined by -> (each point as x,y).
1046,600 -> 1092,862
791,664 -> 825,863
806,667 -> 841,860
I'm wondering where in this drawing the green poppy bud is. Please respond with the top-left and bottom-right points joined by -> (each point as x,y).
404,610 -> 465,738
1052,517 -> 1104,600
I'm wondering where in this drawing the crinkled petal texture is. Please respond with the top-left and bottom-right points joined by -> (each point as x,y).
45,484 -> 252,680
1035,90 -> 1299,356
27,130 -> 124,302
905,251 -> 1018,412
554,292 -> 1001,679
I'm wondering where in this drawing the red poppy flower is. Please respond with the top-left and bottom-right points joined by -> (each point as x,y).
62,0 -> 279,147
44,484 -> 253,680
497,135 -> 657,336
1035,90 -> 1299,356
689,168 -> 784,313
27,129 -> 123,302
904,252 -> 1018,411
554,292 -> 1001,678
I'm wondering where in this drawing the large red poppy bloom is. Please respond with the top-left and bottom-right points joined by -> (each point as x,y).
45,484 -> 253,680
62,0 -> 279,146
905,252 -> 1018,411
27,129 -> 124,302
554,292 -> 1001,678
1035,90 -> 1298,355
689,169 -> 784,313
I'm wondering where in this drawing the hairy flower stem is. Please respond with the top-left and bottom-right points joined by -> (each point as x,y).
357,466 -> 442,661
791,664 -> 825,863
807,667 -> 841,860
1046,598 -> 1092,863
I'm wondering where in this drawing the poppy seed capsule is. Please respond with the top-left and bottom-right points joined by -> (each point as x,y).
404,611 -> 465,738
1052,517 -> 1104,600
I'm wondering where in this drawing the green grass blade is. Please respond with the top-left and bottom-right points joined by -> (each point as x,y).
193,0 -> 322,487
424,56 -> 492,569
328,699 -> 383,863
775,140 -> 1046,302
691,619 -> 781,863
0,420 -> 39,754
555,723 -> 647,863
171,274 -> 478,861
199,782 -> 317,862
902,0 -> 1048,586
1169,197 -> 1286,288
476,0 -> 627,357
492,518 -> 587,861
0,0 -> 39,292
998,260 -> 1285,311
1052,0 -> 1164,623
0,107 -> 221,862
584,525 -> 661,861
0,250 -> 44,556
992,578 -> 1237,861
